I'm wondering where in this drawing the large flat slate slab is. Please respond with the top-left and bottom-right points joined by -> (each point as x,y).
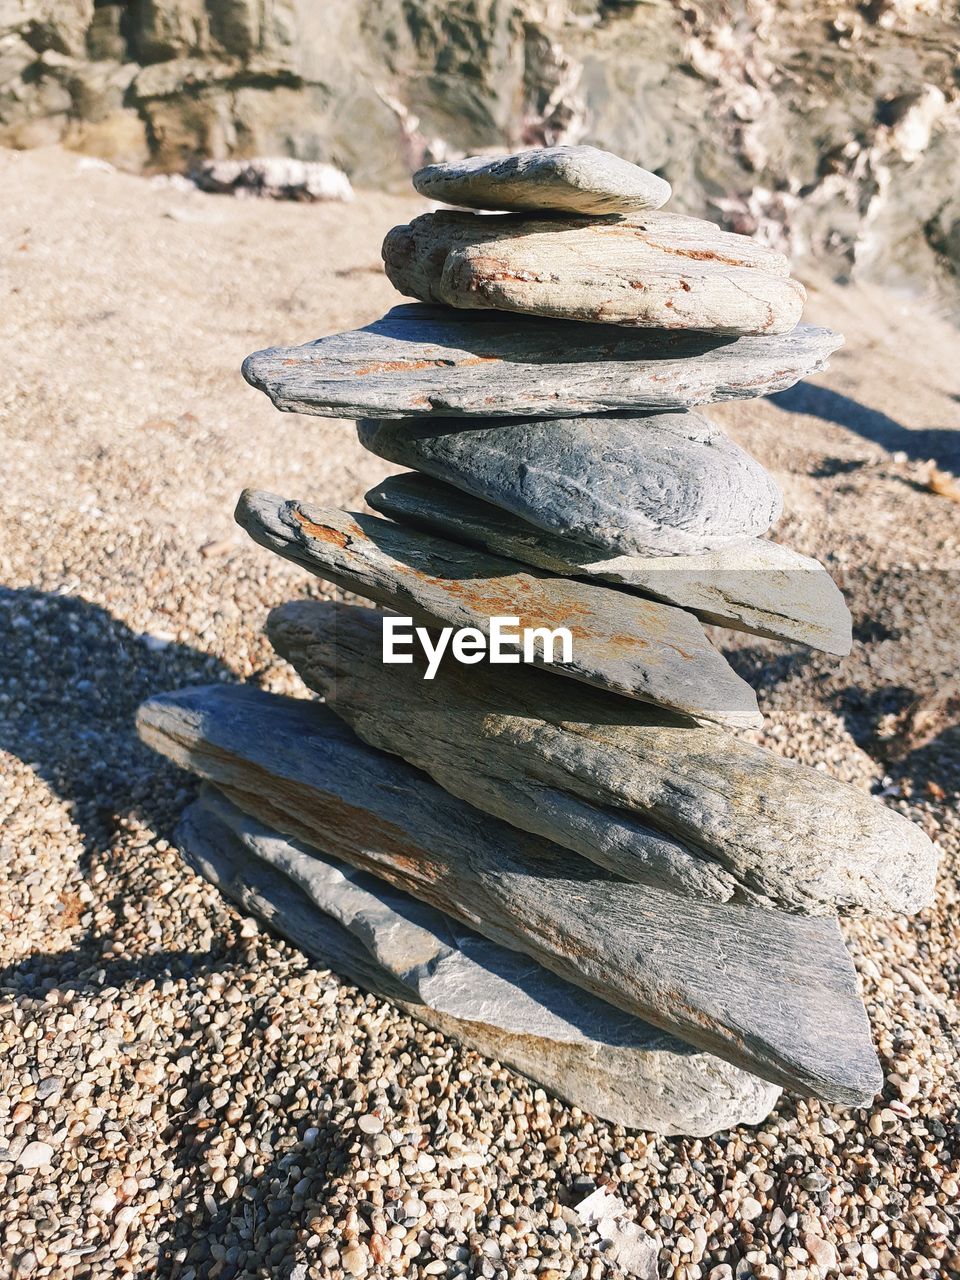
412,145 -> 672,215
357,410 -> 783,557
382,210 -> 805,334
235,489 -> 763,728
268,599 -> 938,922
137,682 -> 883,1104
366,472 -> 853,654
180,788 -> 781,1135
241,303 -> 844,420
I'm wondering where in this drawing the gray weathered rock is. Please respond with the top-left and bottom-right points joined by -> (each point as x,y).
137,681 -> 883,1103
357,410 -> 783,558
412,145 -> 671,215
192,157 -> 354,202
180,787 -> 781,1134
382,210 -> 805,334
241,304 -> 844,420
366,472 -> 853,655
268,599 -> 938,921
235,489 -> 763,727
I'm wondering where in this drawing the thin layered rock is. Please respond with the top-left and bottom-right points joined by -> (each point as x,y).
366,472 -> 852,655
356,410 -> 783,558
412,145 -> 672,216
236,489 -> 763,728
268,599 -> 938,921
382,211 -> 805,335
241,304 -> 843,420
137,682 -> 883,1104
181,787 -> 781,1135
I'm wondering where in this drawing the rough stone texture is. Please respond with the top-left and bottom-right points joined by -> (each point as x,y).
242,304 -> 843,420
357,410 -> 784,558
181,787 -> 782,1135
268,599 -> 939,922
382,210 -> 806,334
137,681 -> 883,1103
236,489 -> 763,727
366,472 -> 853,655
412,145 -> 671,215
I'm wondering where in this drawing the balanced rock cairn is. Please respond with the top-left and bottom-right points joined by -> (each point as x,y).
138,145 -> 939,1136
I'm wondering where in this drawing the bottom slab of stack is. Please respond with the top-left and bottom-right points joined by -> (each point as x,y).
177,786 -> 780,1136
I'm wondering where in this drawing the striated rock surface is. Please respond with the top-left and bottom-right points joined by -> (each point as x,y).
235,489 -> 763,727
366,472 -> 853,654
382,210 -> 806,334
357,410 -> 783,558
137,681 -> 883,1103
412,145 -> 671,215
268,599 -> 938,921
242,304 -> 843,420
180,787 -> 782,1134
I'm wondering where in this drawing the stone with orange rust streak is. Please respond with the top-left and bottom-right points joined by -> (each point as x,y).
240,303 -> 844,420
365,472 -> 853,655
136,680 -> 884,1104
266,599 -> 938,923
382,209 -> 806,334
357,409 -> 783,557
234,488 -> 763,729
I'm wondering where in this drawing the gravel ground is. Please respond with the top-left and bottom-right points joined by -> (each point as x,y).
2,146 -> 960,1280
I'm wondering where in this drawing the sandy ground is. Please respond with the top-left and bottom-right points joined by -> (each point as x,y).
2,145 -> 960,1279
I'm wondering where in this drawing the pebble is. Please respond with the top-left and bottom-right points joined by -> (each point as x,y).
16,1141 -> 54,1171
739,1197 -> 764,1221
341,1243 -> 369,1275
802,1231 -> 839,1272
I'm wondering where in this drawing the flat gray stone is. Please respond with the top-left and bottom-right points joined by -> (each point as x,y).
268,599 -> 938,922
357,410 -> 783,558
412,145 -> 671,215
382,210 -> 805,334
366,472 -> 853,655
241,304 -> 844,420
235,489 -> 763,728
180,787 -> 781,1135
137,681 -> 883,1104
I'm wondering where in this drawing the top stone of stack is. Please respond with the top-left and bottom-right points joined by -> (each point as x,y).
385,145 -> 806,336
412,145 -> 672,216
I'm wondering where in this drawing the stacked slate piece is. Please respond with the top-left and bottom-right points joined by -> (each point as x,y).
138,145 -> 940,1136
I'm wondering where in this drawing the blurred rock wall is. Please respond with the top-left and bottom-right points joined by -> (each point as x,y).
2,0 -> 959,301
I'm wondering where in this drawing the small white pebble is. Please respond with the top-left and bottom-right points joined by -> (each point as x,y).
17,1141 -> 54,1171
341,1243 -> 369,1276
739,1197 -> 764,1221
90,1190 -> 117,1215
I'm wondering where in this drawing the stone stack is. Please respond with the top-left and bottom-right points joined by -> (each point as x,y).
138,145 -> 939,1135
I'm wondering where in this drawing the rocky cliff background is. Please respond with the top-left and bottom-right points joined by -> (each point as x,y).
3,0 -> 959,305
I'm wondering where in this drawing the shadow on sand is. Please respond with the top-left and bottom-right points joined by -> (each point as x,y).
768,383 -> 960,470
